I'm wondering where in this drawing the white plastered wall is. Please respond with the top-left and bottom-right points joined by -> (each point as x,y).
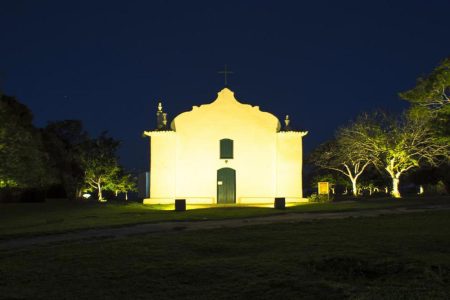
147,132 -> 176,202
276,132 -> 306,202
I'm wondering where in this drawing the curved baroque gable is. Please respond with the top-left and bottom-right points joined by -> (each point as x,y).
171,88 -> 281,132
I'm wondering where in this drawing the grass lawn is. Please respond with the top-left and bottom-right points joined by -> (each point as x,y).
0,196 -> 449,239
0,211 -> 449,299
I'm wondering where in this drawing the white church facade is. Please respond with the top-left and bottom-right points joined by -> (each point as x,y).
143,88 -> 307,205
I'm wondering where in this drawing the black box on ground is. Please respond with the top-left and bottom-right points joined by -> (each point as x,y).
175,199 -> 186,211
274,197 -> 285,209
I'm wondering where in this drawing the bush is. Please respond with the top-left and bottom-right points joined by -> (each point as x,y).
0,188 -> 45,203
0,188 -> 19,203
309,193 -> 333,203
20,188 -> 45,202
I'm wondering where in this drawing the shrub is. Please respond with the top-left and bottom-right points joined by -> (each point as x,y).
0,188 -> 45,203
309,193 -> 333,203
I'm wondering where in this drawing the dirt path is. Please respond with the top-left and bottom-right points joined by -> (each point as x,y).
1,205 -> 449,250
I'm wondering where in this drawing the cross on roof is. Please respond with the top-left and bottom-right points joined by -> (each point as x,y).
218,65 -> 233,86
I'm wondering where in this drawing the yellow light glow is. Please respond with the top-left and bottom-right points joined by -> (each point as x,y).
144,204 -> 174,211
143,202 -> 307,210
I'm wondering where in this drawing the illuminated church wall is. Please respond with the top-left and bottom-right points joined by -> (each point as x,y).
143,88 -> 307,205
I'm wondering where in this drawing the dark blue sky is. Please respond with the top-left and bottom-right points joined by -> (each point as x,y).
1,0 -> 449,171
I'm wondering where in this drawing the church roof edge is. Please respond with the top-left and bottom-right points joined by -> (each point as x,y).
143,130 -> 176,137
278,131 -> 308,137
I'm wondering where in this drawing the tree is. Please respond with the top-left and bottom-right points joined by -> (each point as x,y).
0,94 -> 52,188
110,172 -> 137,201
81,133 -> 121,201
42,120 -> 88,199
383,115 -> 449,197
308,117 -> 375,196
400,57 -> 450,192
347,112 -> 449,198
399,57 -> 450,114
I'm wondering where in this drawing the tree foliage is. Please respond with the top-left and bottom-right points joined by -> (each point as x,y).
109,171 -> 137,200
400,57 -> 450,114
400,57 -> 450,192
308,117 -> 374,196
400,58 -> 450,143
81,132 -> 121,201
42,120 -> 88,199
1,91 -> 136,202
0,94 -> 52,188
346,112 -> 449,197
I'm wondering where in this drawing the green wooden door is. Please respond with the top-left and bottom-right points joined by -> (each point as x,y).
217,168 -> 236,204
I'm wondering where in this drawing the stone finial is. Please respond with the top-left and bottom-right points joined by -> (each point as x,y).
156,101 -> 166,130
284,115 -> 290,127
283,115 -> 293,131
162,112 -> 167,127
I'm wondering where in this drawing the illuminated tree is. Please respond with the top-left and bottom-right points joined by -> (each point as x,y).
399,57 -> 450,114
400,57 -> 450,192
81,133 -> 121,201
110,172 -> 137,200
309,118 -> 375,196
0,94 -> 52,188
348,113 -> 449,198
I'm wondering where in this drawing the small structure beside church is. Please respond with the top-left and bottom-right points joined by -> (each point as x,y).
143,88 -> 307,205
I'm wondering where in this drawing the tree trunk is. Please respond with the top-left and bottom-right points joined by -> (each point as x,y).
75,187 -> 82,200
125,192 -> 128,201
351,179 -> 358,196
97,182 -> 103,201
391,177 -> 401,198
418,185 -> 424,195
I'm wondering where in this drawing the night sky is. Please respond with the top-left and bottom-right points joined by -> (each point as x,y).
1,0 -> 449,172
